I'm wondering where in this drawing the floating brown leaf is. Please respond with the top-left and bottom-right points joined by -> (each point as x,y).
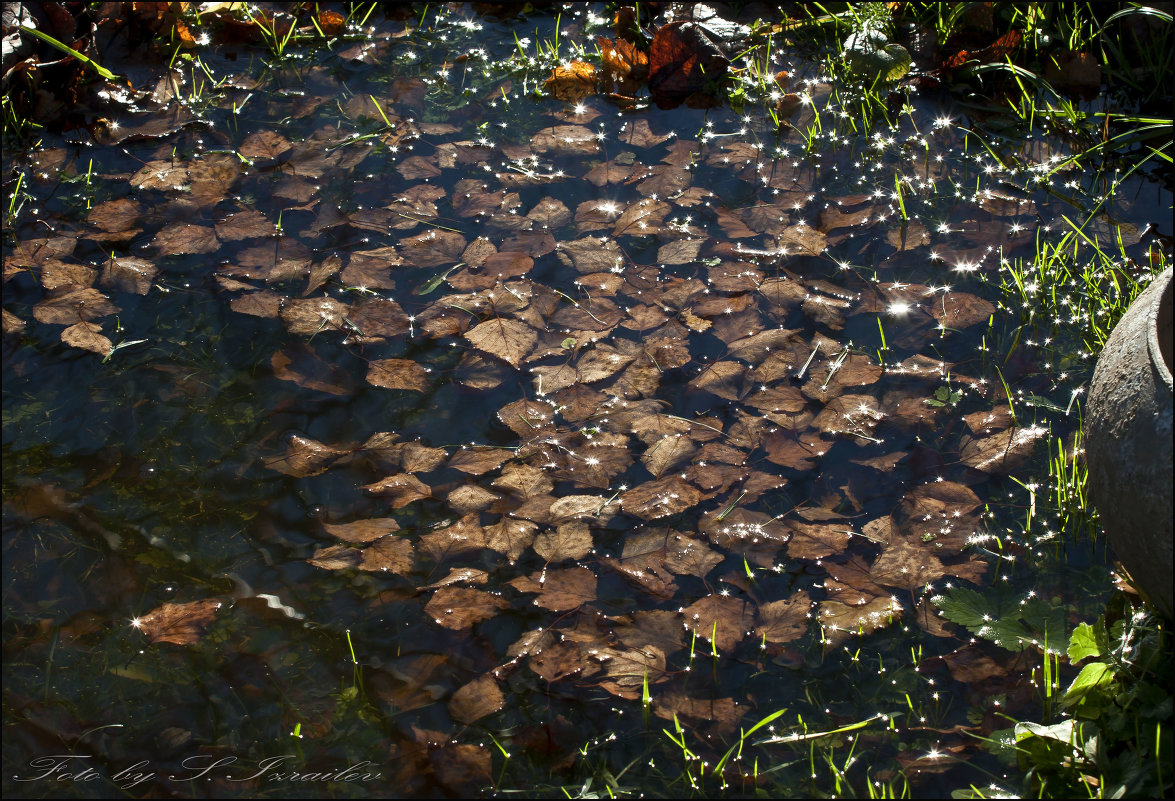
465,318 -> 537,367
817,595 -> 903,647
543,63 -> 598,102
136,599 -> 223,646
265,435 -> 350,477
447,485 -> 500,514
449,674 -> 505,725
419,515 -> 487,562
324,518 -> 401,544
756,591 -> 813,643
33,287 -> 119,325
534,521 -> 594,562
60,321 -> 112,355
688,360 -> 746,401
447,447 -> 512,475
534,565 -> 598,611
662,532 -> 723,579
641,434 -> 695,478
359,536 -> 414,574
959,425 -> 1046,474
621,476 -> 702,520
681,594 -> 752,652
927,292 -> 996,331
424,587 -> 507,630
591,645 -> 667,700
367,358 -> 431,392
421,568 -> 489,590
101,256 -> 157,295
360,474 -> 431,507
307,544 -> 361,570
484,518 -> 536,563
785,521 -> 853,560
652,693 -> 745,737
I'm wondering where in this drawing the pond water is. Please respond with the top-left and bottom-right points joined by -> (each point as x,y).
3,4 -> 1170,798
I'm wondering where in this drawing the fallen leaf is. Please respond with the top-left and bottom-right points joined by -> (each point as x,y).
465,318 -> 537,367
360,474 -> 431,507
60,322 -> 112,355
543,62 -> 597,102
681,594 -> 752,652
324,518 -> 401,544
359,536 -> 414,574
136,599 -> 222,646
756,591 -> 813,643
424,587 -> 508,630
535,566 -> 598,611
367,358 -> 431,391
265,435 -> 350,477
449,674 -> 504,725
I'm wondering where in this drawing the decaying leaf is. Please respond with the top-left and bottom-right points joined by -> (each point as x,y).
324,518 -> 401,544
60,321 -> 112,355
449,674 -> 505,725
359,536 -> 414,574
681,594 -> 752,652
135,599 -> 223,646
265,435 -> 350,477
424,587 -> 508,630
534,565 -> 597,611
465,318 -> 537,367
367,358 -> 431,391
756,591 -> 812,643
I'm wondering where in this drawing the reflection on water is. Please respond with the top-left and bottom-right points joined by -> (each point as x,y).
3,4 -> 1170,798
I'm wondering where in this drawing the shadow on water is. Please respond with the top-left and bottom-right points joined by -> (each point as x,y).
3,3 -> 1171,798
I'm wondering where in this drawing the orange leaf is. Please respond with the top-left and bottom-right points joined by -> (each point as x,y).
317,9 -> 346,37
543,61 -> 597,102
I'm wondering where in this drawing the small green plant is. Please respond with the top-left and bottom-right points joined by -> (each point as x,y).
999,599 -> 1172,798
924,384 -> 962,408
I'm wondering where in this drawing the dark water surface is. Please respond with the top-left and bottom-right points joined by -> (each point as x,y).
3,5 -> 1170,798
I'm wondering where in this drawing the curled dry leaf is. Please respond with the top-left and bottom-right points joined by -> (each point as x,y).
136,599 -> 223,646
424,587 -> 508,631
308,544 -> 362,571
